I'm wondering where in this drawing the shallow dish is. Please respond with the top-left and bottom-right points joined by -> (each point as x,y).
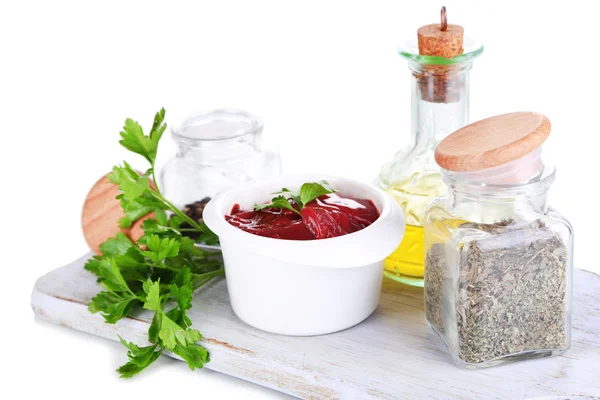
203,175 -> 405,335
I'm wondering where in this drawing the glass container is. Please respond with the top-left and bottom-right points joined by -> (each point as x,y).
160,109 -> 281,208
375,39 -> 483,287
424,140 -> 573,368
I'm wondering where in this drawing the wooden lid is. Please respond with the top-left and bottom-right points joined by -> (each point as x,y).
434,112 -> 551,172
82,173 -> 154,254
417,7 -> 463,58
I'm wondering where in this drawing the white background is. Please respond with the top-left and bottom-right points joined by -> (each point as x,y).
2,1 -> 599,399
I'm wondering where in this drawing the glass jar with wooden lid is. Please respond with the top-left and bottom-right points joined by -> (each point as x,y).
424,112 -> 573,368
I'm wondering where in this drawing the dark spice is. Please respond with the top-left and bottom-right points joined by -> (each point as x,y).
178,197 -> 212,239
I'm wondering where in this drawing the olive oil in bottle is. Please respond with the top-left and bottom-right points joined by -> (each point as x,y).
382,173 -> 445,285
375,8 -> 483,286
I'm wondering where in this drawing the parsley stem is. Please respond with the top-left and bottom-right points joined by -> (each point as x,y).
192,278 -> 211,291
149,261 -> 224,282
192,268 -> 225,290
169,205 -> 203,230
152,169 -> 162,196
150,191 -> 204,231
149,262 -> 181,274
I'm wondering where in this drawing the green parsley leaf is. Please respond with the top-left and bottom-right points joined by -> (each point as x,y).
119,119 -> 158,166
149,108 -> 167,151
88,291 -> 138,324
117,108 -> 165,167
197,222 -> 220,245
253,181 -> 336,214
108,163 -> 152,202
148,310 -> 162,344
84,256 -> 103,277
88,109 -> 224,377
98,232 -> 135,256
184,328 -> 202,343
98,258 -> 135,295
172,343 -> 210,371
159,312 -> 188,350
164,307 -> 185,328
113,247 -> 145,267
168,268 -> 194,328
166,236 -> 217,273
141,234 -> 180,263
175,266 -> 193,287
175,236 -> 204,258
299,181 -> 335,207
141,216 -> 181,237
273,188 -> 302,206
113,249 -> 148,283
169,215 -> 183,230
154,209 -> 168,226
142,278 -> 162,311
117,337 -> 164,378
254,195 -> 300,215
118,195 -> 164,229
168,283 -> 193,312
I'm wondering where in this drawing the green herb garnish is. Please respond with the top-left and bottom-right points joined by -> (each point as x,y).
254,181 -> 336,215
85,109 -> 223,377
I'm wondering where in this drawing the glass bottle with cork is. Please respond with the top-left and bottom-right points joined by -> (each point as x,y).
375,7 -> 483,287
424,112 -> 573,368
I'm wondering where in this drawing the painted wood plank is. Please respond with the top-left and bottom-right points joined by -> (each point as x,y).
31,253 -> 600,399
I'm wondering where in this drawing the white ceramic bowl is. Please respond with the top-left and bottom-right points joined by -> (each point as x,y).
203,175 -> 405,336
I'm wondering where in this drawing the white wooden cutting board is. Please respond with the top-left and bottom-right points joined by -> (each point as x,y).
31,253 -> 600,399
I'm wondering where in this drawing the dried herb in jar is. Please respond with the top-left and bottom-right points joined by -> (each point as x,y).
425,219 -> 568,365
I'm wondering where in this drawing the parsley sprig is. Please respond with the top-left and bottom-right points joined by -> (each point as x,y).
253,181 -> 336,215
85,109 -> 223,377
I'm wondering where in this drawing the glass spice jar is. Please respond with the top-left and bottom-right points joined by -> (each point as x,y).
160,109 -> 282,208
374,37 -> 483,287
424,112 -> 573,368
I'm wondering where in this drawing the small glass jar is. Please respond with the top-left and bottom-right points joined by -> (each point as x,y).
160,109 -> 281,208
424,117 -> 573,368
374,38 -> 483,287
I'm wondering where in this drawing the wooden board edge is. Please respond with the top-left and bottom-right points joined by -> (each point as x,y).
30,279 -> 339,399
32,254 -> 600,400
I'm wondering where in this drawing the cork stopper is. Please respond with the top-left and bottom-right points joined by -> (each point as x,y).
417,7 -> 464,58
412,7 -> 467,103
